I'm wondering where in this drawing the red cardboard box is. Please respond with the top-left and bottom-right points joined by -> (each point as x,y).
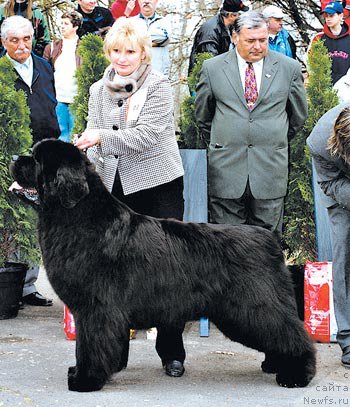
304,262 -> 337,343
63,305 -> 76,340
63,305 -> 136,341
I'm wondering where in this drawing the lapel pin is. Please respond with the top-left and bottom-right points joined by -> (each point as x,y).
265,73 -> 271,78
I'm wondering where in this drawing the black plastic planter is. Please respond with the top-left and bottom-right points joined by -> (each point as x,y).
0,262 -> 27,319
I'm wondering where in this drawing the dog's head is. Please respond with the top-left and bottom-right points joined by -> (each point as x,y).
10,139 -> 90,209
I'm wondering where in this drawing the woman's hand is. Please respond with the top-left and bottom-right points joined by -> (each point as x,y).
73,130 -> 100,150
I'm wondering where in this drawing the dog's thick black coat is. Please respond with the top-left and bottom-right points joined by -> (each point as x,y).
11,139 -> 316,392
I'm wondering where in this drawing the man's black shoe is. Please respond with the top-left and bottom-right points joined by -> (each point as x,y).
341,346 -> 350,368
163,360 -> 185,377
22,292 -> 53,306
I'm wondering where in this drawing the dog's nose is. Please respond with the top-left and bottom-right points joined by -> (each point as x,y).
12,155 -> 19,162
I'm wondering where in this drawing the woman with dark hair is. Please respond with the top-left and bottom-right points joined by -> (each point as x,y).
0,0 -> 50,56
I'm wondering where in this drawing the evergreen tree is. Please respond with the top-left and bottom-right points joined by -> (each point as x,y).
283,40 -> 339,263
0,57 -> 39,266
71,34 -> 109,134
179,53 -> 212,149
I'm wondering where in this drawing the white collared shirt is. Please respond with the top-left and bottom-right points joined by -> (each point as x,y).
236,49 -> 264,93
6,53 -> 33,88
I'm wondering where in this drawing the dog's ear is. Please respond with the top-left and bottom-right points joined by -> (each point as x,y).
55,164 -> 89,209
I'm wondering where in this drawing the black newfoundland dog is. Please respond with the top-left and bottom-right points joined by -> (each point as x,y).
10,139 -> 316,392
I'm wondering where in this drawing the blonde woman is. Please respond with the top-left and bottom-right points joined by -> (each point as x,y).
74,17 -> 185,378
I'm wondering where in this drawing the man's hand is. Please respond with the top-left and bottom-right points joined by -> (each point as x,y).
9,181 -> 22,192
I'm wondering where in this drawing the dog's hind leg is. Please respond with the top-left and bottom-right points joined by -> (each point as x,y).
116,328 -> 130,372
68,311 -> 129,392
261,352 -> 280,373
212,306 -> 316,388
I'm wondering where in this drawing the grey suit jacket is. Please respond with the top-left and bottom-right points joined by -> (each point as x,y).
195,49 -> 307,200
307,102 -> 350,209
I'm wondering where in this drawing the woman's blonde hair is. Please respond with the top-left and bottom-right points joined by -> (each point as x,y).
104,17 -> 152,64
327,107 -> 350,163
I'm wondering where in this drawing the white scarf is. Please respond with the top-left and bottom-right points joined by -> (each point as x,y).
103,63 -> 151,99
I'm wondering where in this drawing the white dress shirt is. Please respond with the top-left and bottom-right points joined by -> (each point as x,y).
6,54 -> 33,88
236,49 -> 264,93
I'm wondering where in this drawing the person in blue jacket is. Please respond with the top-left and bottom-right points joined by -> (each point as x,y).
262,5 -> 296,59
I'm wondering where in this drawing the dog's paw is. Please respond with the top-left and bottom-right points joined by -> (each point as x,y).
275,351 -> 316,388
276,373 -> 313,388
68,370 -> 105,392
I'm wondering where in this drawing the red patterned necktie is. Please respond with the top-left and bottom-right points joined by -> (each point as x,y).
245,62 -> 258,111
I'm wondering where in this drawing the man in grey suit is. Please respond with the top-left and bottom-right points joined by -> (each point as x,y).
307,103 -> 350,368
195,11 -> 307,234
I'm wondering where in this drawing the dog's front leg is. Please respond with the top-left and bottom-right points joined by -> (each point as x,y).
67,312 -> 129,392
68,331 -> 108,392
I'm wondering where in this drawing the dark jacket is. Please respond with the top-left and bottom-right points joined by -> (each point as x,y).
76,5 -> 114,38
188,14 -> 230,75
311,21 -> 350,84
10,53 -> 60,145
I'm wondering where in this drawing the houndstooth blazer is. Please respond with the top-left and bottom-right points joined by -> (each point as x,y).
86,69 -> 184,195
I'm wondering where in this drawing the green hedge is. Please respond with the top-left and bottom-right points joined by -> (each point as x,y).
0,57 -> 40,266
179,53 -> 212,149
71,34 -> 109,134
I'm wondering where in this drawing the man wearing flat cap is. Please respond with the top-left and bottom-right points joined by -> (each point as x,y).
262,5 -> 296,58
188,0 -> 249,76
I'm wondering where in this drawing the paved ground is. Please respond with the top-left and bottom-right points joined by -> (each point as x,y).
0,270 -> 349,407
